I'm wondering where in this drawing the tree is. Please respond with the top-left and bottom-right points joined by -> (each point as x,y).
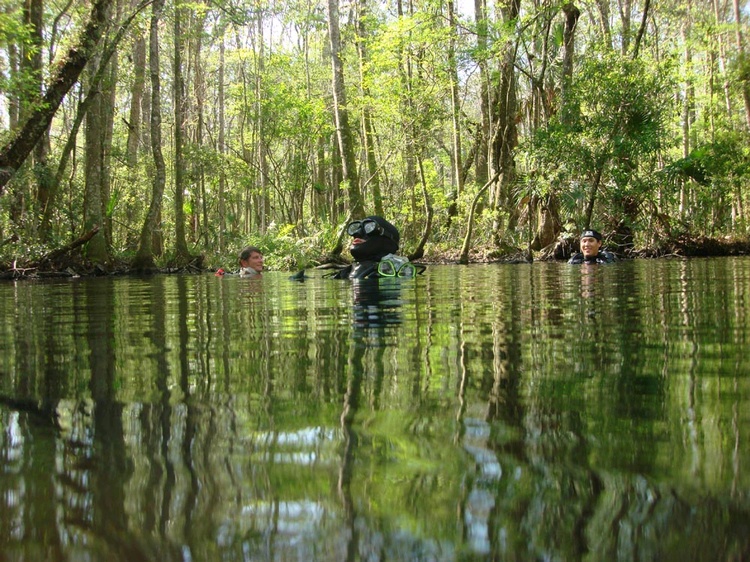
355,0 -> 384,216
733,0 -> 750,129
84,0 -> 121,263
26,0 -> 52,226
2,0 -> 750,271
531,53 -> 673,235
188,4 -> 208,245
560,4 -> 580,127
173,0 -> 190,260
490,0 -> 521,243
447,0 -> 464,205
327,0 -> 363,226
82,47 -> 112,263
217,30 -> 226,253
474,0 -> 490,188
0,0 -> 113,192
125,21 -> 146,171
133,0 -> 166,270
40,1 -> 147,241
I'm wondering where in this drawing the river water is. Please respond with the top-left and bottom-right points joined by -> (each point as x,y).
0,258 -> 749,561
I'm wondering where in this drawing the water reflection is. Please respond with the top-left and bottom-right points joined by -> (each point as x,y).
342,278 -> 404,560
351,277 -> 403,333
0,261 -> 749,560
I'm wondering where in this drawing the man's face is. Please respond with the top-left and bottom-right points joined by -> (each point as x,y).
242,251 -> 264,272
580,236 -> 602,258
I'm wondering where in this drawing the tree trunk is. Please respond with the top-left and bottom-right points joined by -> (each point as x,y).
395,0 -> 419,230
327,0 -> 363,220
474,0 -> 490,188
409,157 -> 435,260
560,4 -> 580,126
679,10 -> 694,218
711,0 -> 732,123
531,2 -> 577,248
173,0 -> 190,259
254,11 -> 270,233
734,0 -> 750,129
460,171 -> 501,264
218,35 -> 226,253
595,0 -> 612,48
100,2 -> 119,249
190,5 -> 207,244
0,0 -> 113,192
302,6 -> 326,224
83,58 -> 109,263
28,0 -> 53,228
315,136 -> 327,221
490,0 -> 520,242
447,0 -> 464,204
4,1 -> 20,130
124,24 -> 146,250
617,0 -> 632,56
126,29 -> 146,169
82,0 -> 121,264
630,0 -> 650,59
584,163 -> 605,228
356,0 -> 383,216
140,63 -> 152,154
133,0 -> 166,270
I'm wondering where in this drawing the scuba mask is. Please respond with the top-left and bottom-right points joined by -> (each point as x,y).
378,259 -> 416,278
346,219 -> 396,241
377,254 -> 426,278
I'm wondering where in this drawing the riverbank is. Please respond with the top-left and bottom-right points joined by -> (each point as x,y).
431,234 -> 750,265
2,234 -> 750,280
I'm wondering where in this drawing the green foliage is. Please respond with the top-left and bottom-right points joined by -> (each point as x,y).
729,52 -> 750,84
210,221 -> 339,272
106,190 -> 119,218
0,6 -> 42,109
523,52 -> 676,231
572,54 -> 673,155
660,131 -> 750,234
662,134 -> 750,192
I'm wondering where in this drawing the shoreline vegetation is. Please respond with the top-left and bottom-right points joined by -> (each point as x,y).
1,1 -> 748,284
3,232 -> 750,281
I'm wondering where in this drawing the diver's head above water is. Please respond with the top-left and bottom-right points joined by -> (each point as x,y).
346,216 -> 400,262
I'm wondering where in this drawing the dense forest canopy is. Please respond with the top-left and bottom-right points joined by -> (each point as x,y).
0,0 -> 748,271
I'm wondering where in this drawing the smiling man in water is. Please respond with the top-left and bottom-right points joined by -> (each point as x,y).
238,246 -> 264,277
568,229 -> 617,264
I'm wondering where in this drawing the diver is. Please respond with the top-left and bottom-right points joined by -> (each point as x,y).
568,229 -> 617,264
327,216 -> 424,279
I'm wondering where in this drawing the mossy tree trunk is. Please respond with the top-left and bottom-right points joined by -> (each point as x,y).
133,0 -> 166,271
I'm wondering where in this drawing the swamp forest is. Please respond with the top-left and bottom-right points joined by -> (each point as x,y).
0,0 -> 749,275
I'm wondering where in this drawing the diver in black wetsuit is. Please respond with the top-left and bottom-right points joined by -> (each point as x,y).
328,216 -> 423,279
568,229 -> 617,264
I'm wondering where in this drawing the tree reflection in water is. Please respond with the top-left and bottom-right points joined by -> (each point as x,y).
340,278 -> 402,561
1,264 -> 750,560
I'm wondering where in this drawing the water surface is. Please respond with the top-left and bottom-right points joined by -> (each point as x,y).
1,258 -> 749,561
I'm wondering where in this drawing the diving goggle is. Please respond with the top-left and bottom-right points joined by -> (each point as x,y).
377,258 -> 425,278
346,219 -> 394,240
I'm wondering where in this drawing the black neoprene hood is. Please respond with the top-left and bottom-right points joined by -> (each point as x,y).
349,216 -> 400,262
